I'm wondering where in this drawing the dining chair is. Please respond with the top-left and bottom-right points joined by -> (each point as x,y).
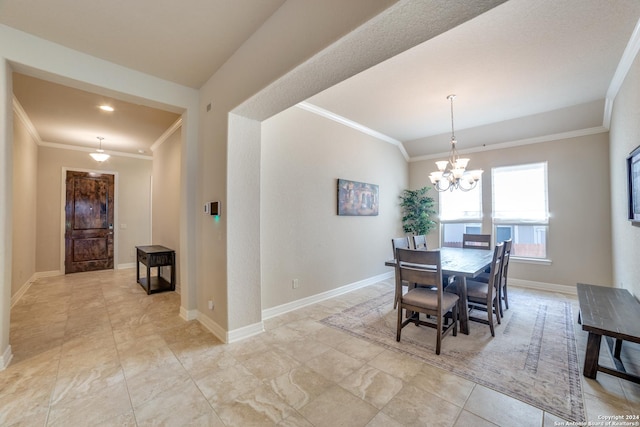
465,242 -> 504,337
395,248 -> 459,354
391,237 -> 412,308
412,234 -> 427,250
475,239 -> 512,316
462,233 -> 491,249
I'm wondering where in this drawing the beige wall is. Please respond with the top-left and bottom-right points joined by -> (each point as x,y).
261,106 -> 407,309
610,50 -> 640,298
410,132 -> 613,287
11,112 -> 37,297
152,128 -> 181,289
36,146 -> 152,273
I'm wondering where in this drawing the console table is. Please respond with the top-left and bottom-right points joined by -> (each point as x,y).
136,245 -> 175,294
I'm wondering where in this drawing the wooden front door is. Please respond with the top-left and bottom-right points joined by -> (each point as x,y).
64,171 -> 115,273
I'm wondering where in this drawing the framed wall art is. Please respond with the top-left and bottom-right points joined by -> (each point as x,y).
337,178 -> 379,216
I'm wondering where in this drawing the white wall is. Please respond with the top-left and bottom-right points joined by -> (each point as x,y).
199,0 -> 503,338
261,106 -> 407,310
410,131 -> 613,288
152,127 -> 182,289
610,49 -> 640,298
12,111 -> 37,297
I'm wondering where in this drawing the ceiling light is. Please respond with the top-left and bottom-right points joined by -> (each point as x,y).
99,105 -> 114,112
429,95 -> 483,192
90,137 -> 110,162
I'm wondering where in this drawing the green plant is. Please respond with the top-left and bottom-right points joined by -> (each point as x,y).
399,187 -> 437,235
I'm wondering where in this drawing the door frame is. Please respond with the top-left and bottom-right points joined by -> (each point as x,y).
60,167 -> 119,273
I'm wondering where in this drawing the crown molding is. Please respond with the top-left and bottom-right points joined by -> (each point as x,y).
409,126 -> 608,162
39,140 -> 153,160
604,17 -> 640,129
296,101 -> 409,161
12,96 -> 42,144
150,117 -> 182,152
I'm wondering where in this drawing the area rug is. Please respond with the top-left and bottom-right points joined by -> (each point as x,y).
321,288 -> 585,422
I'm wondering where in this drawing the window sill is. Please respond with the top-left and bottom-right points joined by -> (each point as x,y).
511,257 -> 552,266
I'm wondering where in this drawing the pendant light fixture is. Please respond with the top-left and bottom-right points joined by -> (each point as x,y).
429,95 -> 482,192
90,136 -> 110,162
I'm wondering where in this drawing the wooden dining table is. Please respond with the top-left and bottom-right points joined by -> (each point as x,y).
385,246 -> 494,335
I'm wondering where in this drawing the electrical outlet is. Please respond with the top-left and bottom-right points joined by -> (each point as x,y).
208,300 -> 214,310
292,279 -> 300,289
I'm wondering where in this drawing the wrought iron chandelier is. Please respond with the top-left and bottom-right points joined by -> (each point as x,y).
429,95 -> 482,192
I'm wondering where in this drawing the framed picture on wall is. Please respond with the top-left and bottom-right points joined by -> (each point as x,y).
627,145 -> 640,225
337,179 -> 379,216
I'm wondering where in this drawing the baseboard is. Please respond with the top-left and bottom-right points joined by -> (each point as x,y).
11,270 -> 64,307
0,345 -> 13,371
510,278 -> 577,295
117,263 -> 136,270
11,274 -> 36,308
227,321 -> 265,343
262,271 -> 394,320
34,270 -> 63,278
196,312 -> 227,343
180,306 -> 198,321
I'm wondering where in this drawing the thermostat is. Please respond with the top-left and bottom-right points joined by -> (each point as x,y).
204,201 -> 221,216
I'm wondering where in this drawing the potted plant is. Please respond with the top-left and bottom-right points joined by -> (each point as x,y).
399,186 -> 436,235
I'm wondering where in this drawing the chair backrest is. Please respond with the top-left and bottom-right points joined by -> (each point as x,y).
412,235 -> 427,250
463,233 -> 491,249
396,248 -> 443,303
501,239 -> 512,281
487,242 -> 505,297
391,237 -> 410,258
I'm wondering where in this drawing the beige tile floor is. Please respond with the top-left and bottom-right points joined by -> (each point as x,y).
1,269 -> 639,426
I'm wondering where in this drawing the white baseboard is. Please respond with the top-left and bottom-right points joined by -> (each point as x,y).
34,270 -> 63,278
11,274 -> 36,308
0,345 -> 13,371
180,306 -> 198,321
197,312 -> 227,343
227,321 -> 265,343
117,263 -> 136,270
510,278 -> 577,295
262,271 -> 394,320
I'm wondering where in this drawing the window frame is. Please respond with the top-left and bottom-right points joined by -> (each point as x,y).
491,162 -> 549,260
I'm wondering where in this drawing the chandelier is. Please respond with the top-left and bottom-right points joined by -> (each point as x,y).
429,95 -> 482,192
90,137 -> 110,162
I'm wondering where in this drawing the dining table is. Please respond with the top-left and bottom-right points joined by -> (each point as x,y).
385,246 -> 494,335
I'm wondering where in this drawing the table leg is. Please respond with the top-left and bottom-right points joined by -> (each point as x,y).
584,332 -> 602,379
458,276 -> 469,335
146,264 -> 151,295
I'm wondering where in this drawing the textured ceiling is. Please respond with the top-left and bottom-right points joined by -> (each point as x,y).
0,0 -> 286,88
4,0 -> 640,159
307,0 -> 640,157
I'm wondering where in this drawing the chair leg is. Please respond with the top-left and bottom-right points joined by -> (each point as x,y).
396,305 -> 402,341
452,304 -> 458,337
436,316 -> 442,355
503,284 -> 509,310
488,309 -> 495,337
495,297 -> 501,325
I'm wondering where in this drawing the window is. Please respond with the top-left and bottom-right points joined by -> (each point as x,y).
492,163 -> 548,259
439,180 -> 482,247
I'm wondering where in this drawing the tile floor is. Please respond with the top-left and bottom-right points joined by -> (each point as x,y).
1,269 -> 639,426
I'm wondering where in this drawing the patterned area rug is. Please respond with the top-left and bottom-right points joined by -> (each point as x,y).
321,288 -> 585,422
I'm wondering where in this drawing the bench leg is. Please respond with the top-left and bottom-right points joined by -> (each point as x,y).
583,332 -> 602,379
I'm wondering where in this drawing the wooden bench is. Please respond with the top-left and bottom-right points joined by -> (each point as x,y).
576,283 -> 640,384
